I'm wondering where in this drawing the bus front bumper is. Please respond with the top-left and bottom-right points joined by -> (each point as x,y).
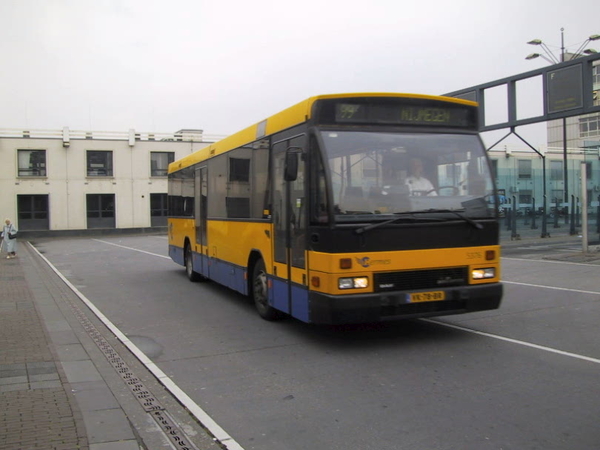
308,283 -> 503,325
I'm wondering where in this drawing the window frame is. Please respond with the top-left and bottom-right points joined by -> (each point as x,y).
579,114 -> 600,138
517,159 -> 532,179
550,160 -> 563,181
17,149 -> 47,177
150,151 -> 175,177
86,150 -> 114,177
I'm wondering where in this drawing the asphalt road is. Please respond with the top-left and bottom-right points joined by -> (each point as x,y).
32,236 -> 600,450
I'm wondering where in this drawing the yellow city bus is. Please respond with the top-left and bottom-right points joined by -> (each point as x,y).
167,93 -> 502,324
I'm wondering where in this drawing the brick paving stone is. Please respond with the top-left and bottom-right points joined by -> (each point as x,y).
31,380 -> 63,390
0,389 -> 88,450
0,376 -> 28,385
30,373 -> 61,382
0,369 -> 27,378
0,256 -> 88,450
0,383 -> 30,393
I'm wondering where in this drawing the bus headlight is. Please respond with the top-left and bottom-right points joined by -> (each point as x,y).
472,268 -> 495,279
339,277 -> 369,289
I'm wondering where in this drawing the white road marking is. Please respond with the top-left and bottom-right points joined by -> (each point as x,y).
501,256 -> 600,295
422,318 -> 600,365
503,256 -> 599,267
502,280 -> 600,296
92,238 -> 170,259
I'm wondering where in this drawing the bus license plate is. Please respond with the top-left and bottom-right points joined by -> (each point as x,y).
408,291 -> 445,303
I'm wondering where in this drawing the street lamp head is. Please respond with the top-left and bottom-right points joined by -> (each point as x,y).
583,49 -> 598,54
527,39 -> 543,45
589,34 -> 600,41
525,53 -> 540,60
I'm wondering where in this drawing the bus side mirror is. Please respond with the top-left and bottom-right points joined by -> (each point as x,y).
284,149 -> 299,182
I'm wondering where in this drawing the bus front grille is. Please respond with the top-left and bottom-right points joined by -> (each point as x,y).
373,267 -> 468,292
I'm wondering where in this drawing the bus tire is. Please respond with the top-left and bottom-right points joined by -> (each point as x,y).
252,259 -> 283,321
185,243 -> 202,282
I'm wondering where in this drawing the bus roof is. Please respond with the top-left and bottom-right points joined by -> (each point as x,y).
168,93 -> 477,174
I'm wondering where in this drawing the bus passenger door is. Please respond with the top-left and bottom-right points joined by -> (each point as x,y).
272,137 -> 308,321
194,166 -> 208,277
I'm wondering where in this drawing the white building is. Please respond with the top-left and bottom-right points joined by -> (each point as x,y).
0,127 -> 219,236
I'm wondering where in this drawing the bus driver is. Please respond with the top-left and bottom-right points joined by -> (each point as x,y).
405,157 -> 437,196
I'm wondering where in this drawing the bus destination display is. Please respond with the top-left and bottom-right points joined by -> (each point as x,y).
334,102 -> 475,128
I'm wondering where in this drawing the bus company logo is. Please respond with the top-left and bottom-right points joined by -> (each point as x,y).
355,257 -> 391,268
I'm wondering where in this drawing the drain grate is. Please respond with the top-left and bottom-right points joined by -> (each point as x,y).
66,299 -> 200,450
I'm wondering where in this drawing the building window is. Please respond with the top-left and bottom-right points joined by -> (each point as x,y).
87,194 -> 115,229
550,160 -> 563,181
17,194 -> 49,231
517,160 -> 532,179
151,152 -> 174,176
150,193 -> 168,227
585,162 -> 592,180
579,114 -> 600,138
87,151 -> 113,176
18,150 -> 46,176
518,190 -> 532,204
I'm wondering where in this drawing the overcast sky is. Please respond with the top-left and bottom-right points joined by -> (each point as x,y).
1,0 -> 598,148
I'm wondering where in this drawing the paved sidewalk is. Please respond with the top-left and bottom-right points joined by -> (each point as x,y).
0,250 -> 88,449
0,244 -> 219,450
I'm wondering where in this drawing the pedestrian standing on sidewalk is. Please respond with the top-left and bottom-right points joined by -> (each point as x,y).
1,218 -> 18,259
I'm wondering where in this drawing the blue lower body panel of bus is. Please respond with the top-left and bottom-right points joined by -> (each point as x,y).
307,283 -> 503,324
270,278 -> 310,323
170,245 -> 184,266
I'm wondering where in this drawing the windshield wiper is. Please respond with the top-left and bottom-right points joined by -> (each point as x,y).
353,209 -> 483,235
419,209 -> 483,230
354,214 -> 443,235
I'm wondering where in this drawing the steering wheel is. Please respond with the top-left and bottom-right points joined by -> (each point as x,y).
436,186 -> 460,195
410,190 -> 436,196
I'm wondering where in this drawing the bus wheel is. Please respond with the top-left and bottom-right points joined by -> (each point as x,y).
252,259 -> 283,321
185,244 -> 201,282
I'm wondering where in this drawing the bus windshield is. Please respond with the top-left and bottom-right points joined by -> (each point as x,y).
319,130 -> 495,221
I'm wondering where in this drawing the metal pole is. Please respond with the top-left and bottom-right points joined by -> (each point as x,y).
597,195 -> 600,234
563,119 -> 569,206
511,195 -> 519,240
561,29 -> 569,207
560,28 -> 565,62
541,157 -> 549,237
541,195 -> 549,238
581,162 -> 588,252
570,195 -> 576,235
